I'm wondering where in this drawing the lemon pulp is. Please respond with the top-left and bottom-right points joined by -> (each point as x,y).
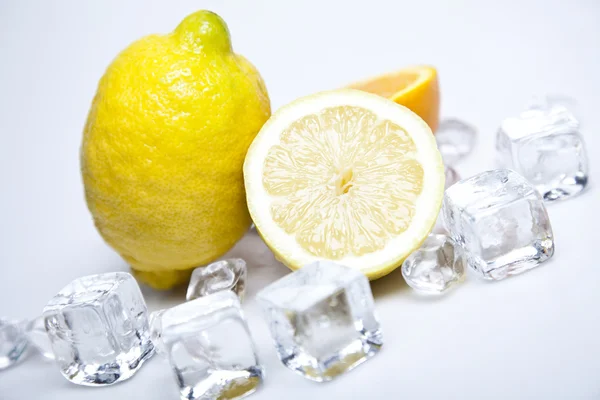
263,105 -> 424,259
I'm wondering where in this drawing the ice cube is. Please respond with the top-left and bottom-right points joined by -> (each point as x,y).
527,94 -> 580,121
187,259 -> 247,302
435,118 -> 477,165
444,165 -> 460,189
160,291 -> 263,400
25,316 -> 54,360
432,166 -> 461,233
401,234 -> 465,294
443,169 -> 554,280
149,309 -> 166,355
42,272 -> 154,386
257,261 -> 382,382
0,318 -> 29,370
496,105 -> 589,201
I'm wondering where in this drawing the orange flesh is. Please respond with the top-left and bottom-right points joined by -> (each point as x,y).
349,72 -> 420,99
347,67 -> 440,132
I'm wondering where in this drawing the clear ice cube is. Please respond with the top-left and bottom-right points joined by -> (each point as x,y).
402,234 -> 465,294
257,261 -> 382,382
527,94 -> 579,121
435,118 -> 477,165
444,165 -> 461,189
0,318 -> 29,370
42,272 -> 154,385
160,291 -> 263,400
149,309 -> 166,355
187,259 -> 247,302
433,166 -> 461,233
443,169 -> 554,280
496,105 -> 589,201
25,316 -> 54,360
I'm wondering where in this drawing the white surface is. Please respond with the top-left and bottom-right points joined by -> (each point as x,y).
0,0 -> 599,399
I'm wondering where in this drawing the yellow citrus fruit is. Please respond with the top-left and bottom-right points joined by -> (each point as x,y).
81,11 -> 270,289
347,65 -> 440,131
244,89 -> 444,279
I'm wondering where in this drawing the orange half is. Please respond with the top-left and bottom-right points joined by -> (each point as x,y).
347,65 -> 440,132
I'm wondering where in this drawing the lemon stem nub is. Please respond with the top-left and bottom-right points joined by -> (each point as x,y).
174,10 -> 233,54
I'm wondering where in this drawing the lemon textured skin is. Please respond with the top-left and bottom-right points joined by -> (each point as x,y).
81,11 -> 270,289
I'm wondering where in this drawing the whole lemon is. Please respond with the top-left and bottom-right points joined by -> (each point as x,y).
81,11 -> 270,289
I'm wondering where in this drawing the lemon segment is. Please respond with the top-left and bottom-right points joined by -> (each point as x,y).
244,90 -> 444,279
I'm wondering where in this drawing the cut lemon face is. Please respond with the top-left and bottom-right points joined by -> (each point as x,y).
244,90 -> 444,279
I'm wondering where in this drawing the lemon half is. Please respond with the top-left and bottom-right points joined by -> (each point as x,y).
244,89 -> 444,279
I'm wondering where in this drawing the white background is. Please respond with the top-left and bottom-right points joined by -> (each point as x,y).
1,1 -> 599,399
